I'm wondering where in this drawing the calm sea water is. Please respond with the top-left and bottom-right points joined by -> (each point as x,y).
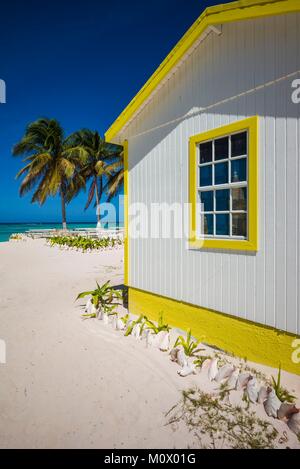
0,222 -> 123,242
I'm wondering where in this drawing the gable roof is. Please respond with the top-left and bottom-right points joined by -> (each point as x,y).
105,0 -> 300,143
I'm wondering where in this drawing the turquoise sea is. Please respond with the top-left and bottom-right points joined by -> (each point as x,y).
0,222 -> 123,243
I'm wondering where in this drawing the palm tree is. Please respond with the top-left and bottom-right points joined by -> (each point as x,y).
104,150 -> 124,202
68,129 -> 122,226
13,118 -> 86,230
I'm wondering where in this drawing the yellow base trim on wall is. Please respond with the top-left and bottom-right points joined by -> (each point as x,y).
129,287 -> 300,375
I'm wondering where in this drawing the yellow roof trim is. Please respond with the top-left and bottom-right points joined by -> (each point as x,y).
105,0 -> 300,142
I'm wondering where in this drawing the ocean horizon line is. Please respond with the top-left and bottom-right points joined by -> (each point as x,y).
0,221 -> 124,225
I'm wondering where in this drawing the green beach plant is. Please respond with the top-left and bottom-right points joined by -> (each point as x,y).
174,329 -> 204,357
125,314 -> 147,337
76,281 -> 122,318
145,312 -> 171,334
271,365 -> 296,403
48,235 -> 123,252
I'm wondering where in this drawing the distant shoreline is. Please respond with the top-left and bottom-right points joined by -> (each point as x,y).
0,222 -> 124,242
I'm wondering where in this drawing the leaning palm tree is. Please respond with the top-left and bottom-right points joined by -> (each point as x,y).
104,150 -> 124,202
13,118 -> 86,230
68,129 -> 122,226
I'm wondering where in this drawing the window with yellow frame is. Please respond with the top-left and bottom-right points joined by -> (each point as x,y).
189,116 -> 259,251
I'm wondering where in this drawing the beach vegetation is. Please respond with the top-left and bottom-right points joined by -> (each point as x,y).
271,365 -> 296,403
125,314 -> 147,337
48,235 -> 123,251
166,388 -> 279,449
145,312 -> 171,334
76,280 -> 122,317
66,130 -> 122,224
104,148 -> 124,201
13,118 -> 86,230
174,329 -> 204,357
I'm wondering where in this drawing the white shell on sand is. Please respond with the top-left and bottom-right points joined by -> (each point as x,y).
98,309 -> 104,321
158,331 -> 170,351
257,386 -> 268,404
236,373 -> 251,390
287,411 -> 300,436
200,358 -> 212,373
116,318 -> 125,331
90,304 -> 98,317
132,323 -> 141,339
177,363 -> 196,377
246,377 -> 259,403
170,348 -> 179,362
215,364 -> 234,383
208,358 -> 218,381
177,349 -> 188,368
85,298 -> 92,314
277,403 -> 299,420
112,315 -> 117,330
146,330 -> 157,347
226,369 -> 239,389
103,313 -> 109,325
264,388 -> 282,418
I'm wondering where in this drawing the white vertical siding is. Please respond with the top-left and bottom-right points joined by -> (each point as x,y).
125,13 -> 300,335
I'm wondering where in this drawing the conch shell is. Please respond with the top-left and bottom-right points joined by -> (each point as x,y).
264,388 -> 282,418
116,318 -> 126,331
112,315 -> 117,329
132,323 -> 141,339
226,369 -> 239,389
170,348 -> 179,362
208,358 -> 218,381
246,377 -> 259,403
145,330 -> 157,347
236,373 -> 251,390
85,298 -> 92,313
177,349 -> 188,368
257,386 -> 268,404
103,313 -> 109,325
277,403 -> 299,420
158,331 -> 170,351
287,411 -> 300,436
178,363 -> 196,377
215,364 -> 234,383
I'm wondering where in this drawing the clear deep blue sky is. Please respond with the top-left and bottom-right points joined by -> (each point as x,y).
0,0 -> 231,223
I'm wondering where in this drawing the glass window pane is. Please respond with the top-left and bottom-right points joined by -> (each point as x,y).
231,132 -> 247,157
200,141 -> 212,164
216,189 -> 229,211
200,165 -> 212,187
202,214 -> 214,235
231,158 -> 247,182
200,191 -> 213,212
215,162 -> 228,185
216,214 -> 229,236
232,187 -> 247,211
215,137 -> 229,161
232,213 -> 247,237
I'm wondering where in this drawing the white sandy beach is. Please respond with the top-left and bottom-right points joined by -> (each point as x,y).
0,238 -> 193,449
0,238 -> 299,449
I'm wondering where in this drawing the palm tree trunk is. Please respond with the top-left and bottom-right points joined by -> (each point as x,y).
60,189 -> 67,230
95,176 -> 101,225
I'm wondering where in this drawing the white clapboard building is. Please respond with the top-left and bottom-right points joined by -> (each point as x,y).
106,0 -> 300,373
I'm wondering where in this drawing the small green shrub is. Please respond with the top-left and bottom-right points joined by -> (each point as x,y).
145,312 -> 171,334
48,235 -> 123,252
76,281 -> 122,318
271,365 -> 296,403
174,329 -> 204,357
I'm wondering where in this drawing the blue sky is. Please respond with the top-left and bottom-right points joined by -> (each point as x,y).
0,0 -> 231,223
